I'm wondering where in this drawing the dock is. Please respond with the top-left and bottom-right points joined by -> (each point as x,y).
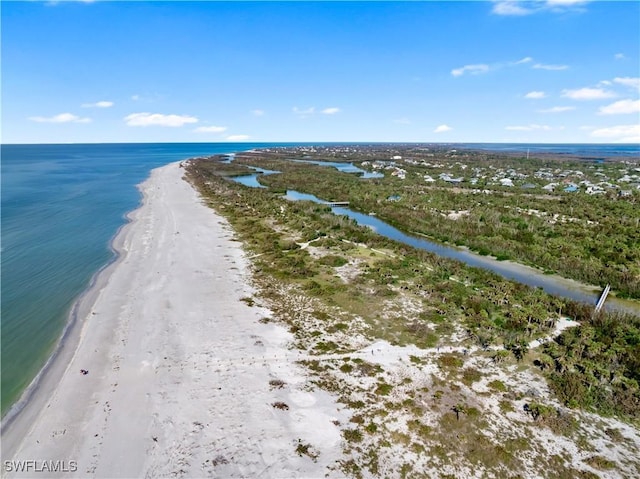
594,284 -> 611,313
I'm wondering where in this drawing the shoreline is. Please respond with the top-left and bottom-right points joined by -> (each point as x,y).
1,187 -> 145,452
2,161 -> 346,478
1,192 -> 140,431
1,169 -> 152,462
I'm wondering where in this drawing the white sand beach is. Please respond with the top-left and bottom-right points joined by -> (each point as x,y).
2,162 -> 347,478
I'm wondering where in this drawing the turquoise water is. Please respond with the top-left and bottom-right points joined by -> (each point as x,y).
0,142 -> 296,415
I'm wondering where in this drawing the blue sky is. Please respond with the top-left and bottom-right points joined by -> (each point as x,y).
2,1 -> 639,144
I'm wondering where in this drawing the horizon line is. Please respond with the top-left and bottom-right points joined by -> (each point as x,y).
2,141 -> 639,146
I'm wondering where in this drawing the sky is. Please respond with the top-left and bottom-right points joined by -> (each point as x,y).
2,0 -> 639,144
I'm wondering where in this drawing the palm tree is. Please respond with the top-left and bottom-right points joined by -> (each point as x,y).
452,403 -> 467,421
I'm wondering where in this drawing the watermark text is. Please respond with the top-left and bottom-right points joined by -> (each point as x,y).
3,460 -> 78,473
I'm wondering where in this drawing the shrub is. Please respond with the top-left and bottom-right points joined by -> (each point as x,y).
269,379 -> 286,389
295,439 -> 319,461
375,383 -> 393,396
343,429 -> 363,443
319,255 -> 348,267
488,379 -> 507,392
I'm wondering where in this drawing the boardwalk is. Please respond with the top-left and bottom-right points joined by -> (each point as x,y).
594,284 -> 611,313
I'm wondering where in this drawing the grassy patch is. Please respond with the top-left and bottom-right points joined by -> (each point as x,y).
499,400 -> 515,413
240,296 -> 255,306
461,367 -> 483,386
437,353 -> 464,371
295,439 -> 319,462
488,379 -> 508,392
339,363 -> 354,373
269,379 -> 286,389
319,254 -> 349,267
584,455 -> 615,470
343,428 -> 364,443
375,383 -> 393,396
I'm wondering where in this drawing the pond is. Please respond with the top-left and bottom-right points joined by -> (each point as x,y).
288,159 -> 384,178
230,166 -> 279,188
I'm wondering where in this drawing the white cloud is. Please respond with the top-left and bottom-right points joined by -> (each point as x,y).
505,124 -> 552,131
451,57 -> 563,78
538,106 -> 576,113
451,63 -> 489,77
598,99 -> 640,115
561,87 -> 617,100
533,63 -> 569,71
46,0 -> 95,5
130,93 -> 162,102
492,0 -> 590,16
614,53 -> 625,60
545,0 -> 592,13
591,124 -> 640,142
524,91 -> 546,99
194,125 -> 228,133
613,77 -> 640,90
451,64 -> 490,77
28,113 -> 91,123
81,101 -> 113,108
124,112 -> 198,127
293,106 -> 315,117
434,124 -> 452,133
321,107 -> 341,115
546,0 -> 588,5
226,135 -> 250,141
251,109 -> 265,116
492,1 -> 534,16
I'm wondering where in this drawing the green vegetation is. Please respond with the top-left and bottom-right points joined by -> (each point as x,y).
343,428 -> 364,443
584,455 -> 616,471
488,379 -> 507,392
374,383 -> 393,396
234,147 -> 640,299
295,439 -> 319,462
186,153 -> 640,422
539,309 -> 640,420
185,151 -> 640,477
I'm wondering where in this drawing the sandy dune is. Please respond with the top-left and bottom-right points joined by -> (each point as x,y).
2,162 -> 346,478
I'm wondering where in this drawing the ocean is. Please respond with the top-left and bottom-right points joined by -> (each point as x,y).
1,142 -> 638,416
458,143 -> 640,158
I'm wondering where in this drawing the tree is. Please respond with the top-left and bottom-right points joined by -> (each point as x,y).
452,403 -> 467,421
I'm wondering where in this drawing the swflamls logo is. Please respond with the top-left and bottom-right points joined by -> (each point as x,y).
3,460 -> 78,473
